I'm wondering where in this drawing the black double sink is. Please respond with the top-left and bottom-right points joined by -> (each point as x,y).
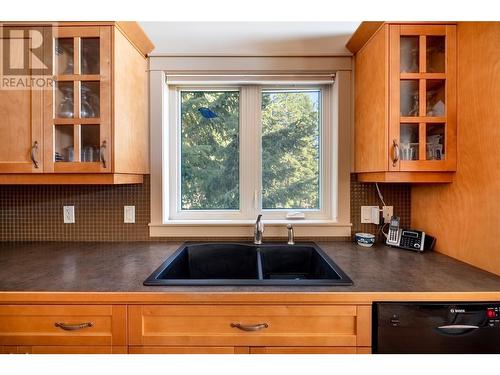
144,243 -> 353,286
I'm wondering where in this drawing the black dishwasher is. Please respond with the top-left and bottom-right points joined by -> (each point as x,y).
373,302 -> 500,354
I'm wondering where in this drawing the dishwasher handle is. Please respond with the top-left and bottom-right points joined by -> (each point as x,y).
436,324 -> 480,335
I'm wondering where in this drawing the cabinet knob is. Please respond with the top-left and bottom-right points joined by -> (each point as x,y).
100,141 -> 107,168
31,141 -> 39,168
392,139 -> 400,167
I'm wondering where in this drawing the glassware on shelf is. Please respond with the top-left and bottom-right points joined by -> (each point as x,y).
400,80 -> 419,116
55,38 -> 74,75
54,126 -> 74,162
426,124 -> 445,160
55,82 -> 74,118
80,82 -> 100,118
400,142 -> 419,161
400,36 -> 419,73
81,125 -> 100,162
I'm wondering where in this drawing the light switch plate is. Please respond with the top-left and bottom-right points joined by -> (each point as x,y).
361,206 -> 379,223
124,206 -> 135,223
63,206 -> 75,224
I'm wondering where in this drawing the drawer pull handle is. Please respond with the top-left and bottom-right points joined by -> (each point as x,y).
230,322 -> 269,332
55,322 -> 93,331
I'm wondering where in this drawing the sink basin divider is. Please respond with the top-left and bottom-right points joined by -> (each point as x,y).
256,248 -> 264,280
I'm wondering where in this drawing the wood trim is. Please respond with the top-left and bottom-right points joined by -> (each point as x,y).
0,173 -> 143,184
129,346 -> 247,354
388,25 -> 400,171
346,22 -> 456,54
1,291 -> 499,305
115,22 -> 154,57
128,306 -> 143,346
346,22 -> 385,54
250,346 -> 358,354
356,171 -> 454,183
111,305 -> 127,346
356,306 -> 371,347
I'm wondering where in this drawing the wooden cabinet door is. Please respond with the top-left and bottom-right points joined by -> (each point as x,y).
0,26 -> 43,173
389,24 -> 457,172
43,26 -> 111,173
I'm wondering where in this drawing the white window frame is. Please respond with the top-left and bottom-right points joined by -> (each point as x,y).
168,84 -> 333,222
148,56 -> 353,238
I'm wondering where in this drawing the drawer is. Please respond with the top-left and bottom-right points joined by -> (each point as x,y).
0,305 -> 126,346
129,305 -> 371,347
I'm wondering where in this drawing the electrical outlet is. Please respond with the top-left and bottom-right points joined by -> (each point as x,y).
382,206 -> 394,223
63,206 -> 75,224
124,206 -> 135,223
361,206 -> 379,224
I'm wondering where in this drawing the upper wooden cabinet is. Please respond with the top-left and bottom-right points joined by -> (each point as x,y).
347,22 -> 457,183
0,22 -> 154,184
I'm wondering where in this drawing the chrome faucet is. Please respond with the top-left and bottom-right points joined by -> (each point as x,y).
254,214 -> 264,244
287,224 -> 295,245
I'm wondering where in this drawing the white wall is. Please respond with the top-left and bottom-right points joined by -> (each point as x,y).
140,22 -> 360,56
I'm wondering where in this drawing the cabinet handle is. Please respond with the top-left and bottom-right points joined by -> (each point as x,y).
100,140 -> 107,168
31,141 -> 39,168
55,322 -> 93,331
392,139 -> 399,167
230,322 -> 269,332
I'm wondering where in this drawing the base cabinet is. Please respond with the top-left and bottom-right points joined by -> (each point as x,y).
0,303 -> 372,354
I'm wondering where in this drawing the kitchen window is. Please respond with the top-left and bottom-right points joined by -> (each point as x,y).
148,59 -> 352,238
167,83 -> 332,221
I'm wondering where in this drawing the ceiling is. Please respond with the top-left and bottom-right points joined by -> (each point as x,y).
139,22 -> 360,56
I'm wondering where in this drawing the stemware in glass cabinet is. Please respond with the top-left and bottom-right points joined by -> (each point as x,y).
55,81 -> 74,118
81,38 -> 100,74
55,38 -> 74,75
400,80 -> 419,116
80,81 -> 100,118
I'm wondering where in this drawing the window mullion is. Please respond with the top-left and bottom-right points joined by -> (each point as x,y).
239,85 -> 261,219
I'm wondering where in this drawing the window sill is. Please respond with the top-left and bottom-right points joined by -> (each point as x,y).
149,221 -> 352,238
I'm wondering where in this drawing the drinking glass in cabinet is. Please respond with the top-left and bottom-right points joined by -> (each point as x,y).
55,38 -> 74,75
54,126 -> 74,162
426,80 -> 445,116
426,124 -> 445,160
81,125 -> 100,162
80,81 -> 100,118
400,80 -> 419,116
400,123 -> 419,161
426,36 -> 446,73
55,81 -> 74,118
81,38 -> 100,75
400,36 -> 419,73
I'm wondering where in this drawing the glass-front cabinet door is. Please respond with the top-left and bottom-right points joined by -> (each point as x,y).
389,24 -> 456,172
43,26 -> 111,173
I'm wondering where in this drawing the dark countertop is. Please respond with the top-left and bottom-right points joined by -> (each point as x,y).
1,241 -> 500,293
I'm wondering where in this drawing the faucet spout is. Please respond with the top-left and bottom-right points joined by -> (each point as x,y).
254,214 -> 264,244
287,224 -> 295,245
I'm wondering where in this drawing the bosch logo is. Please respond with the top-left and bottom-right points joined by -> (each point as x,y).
451,308 -> 465,313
